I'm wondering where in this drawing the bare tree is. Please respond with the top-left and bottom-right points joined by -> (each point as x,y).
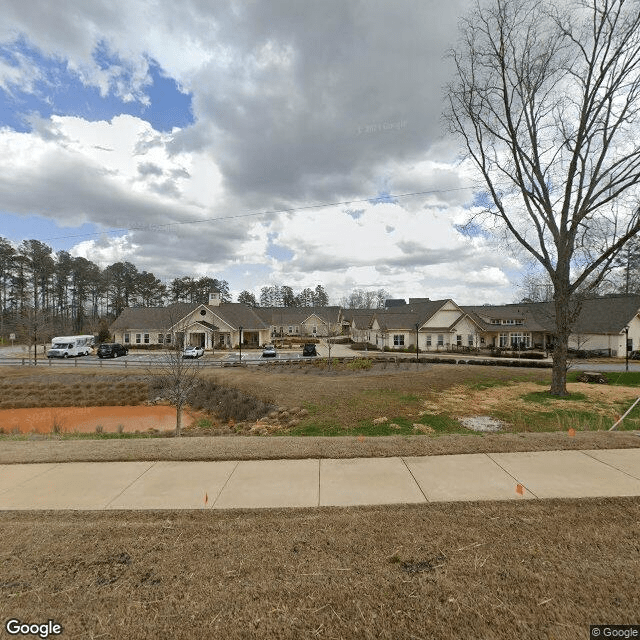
447,0 -> 640,394
152,322 -> 200,436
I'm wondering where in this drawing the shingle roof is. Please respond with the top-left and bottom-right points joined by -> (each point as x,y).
349,312 -> 377,330
110,302 -> 270,332
253,306 -> 342,325
109,303 -> 196,331
463,295 -> 640,334
209,303 -> 270,330
375,300 -> 451,330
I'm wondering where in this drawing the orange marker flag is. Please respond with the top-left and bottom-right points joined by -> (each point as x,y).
568,428 -> 576,437
516,484 -> 524,495
357,435 -> 365,442
204,492 -> 209,506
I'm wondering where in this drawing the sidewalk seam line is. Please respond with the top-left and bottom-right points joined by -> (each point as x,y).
580,449 -> 640,482
0,462 -> 61,496
485,453 -> 539,499
401,457 -> 429,503
210,460 -> 240,508
102,461 -> 157,509
317,458 -> 321,507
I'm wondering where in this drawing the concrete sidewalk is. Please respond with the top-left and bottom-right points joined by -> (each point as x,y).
1,449 -> 639,510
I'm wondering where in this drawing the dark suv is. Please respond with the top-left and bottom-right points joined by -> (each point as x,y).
302,343 -> 318,357
97,343 -> 128,358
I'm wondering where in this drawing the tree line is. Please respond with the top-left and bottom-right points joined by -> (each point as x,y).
0,236 -> 390,343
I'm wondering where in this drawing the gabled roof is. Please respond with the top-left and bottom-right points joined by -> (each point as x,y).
375,300 -> 452,331
349,312 -> 377,330
110,302 -> 270,333
462,295 -> 640,334
341,308 -> 378,324
207,303 -> 270,331
109,303 -> 196,332
254,306 -> 342,325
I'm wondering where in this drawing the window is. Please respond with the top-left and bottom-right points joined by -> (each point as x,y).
490,319 -> 501,325
437,334 -> 444,346
165,333 -> 172,344
426,335 -> 432,347
144,333 -> 150,344
124,333 -> 130,344
393,334 -> 405,346
503,319 -> 516,325
499,333 -> 509,347
456,334 -> 462,346
510,333 -> 531,348
295,326 -> 299,334
288,326 -> 293,334
468,334 -> 474,347
312,326 -> 317,334
136,333 -> 142,344
158,334 -> 163,344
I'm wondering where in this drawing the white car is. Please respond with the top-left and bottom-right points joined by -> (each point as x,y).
262,345 -> 277,358
183,346 -> 204,359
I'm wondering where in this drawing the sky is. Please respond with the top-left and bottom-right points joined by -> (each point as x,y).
0,0 -> 525,305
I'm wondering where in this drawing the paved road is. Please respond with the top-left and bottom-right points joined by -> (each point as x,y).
1,448 -> 639,510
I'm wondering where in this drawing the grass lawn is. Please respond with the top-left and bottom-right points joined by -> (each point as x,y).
1,363 -> 639,439
1,499 -> 638,639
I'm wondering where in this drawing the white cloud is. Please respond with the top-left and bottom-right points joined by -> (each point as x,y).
0,0 -> 530,304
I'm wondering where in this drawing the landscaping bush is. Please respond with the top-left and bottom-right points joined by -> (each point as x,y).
350,342 -> 378,351
185,379 -> 276,423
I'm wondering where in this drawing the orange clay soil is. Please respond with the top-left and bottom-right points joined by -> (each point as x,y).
0,406 -> 200,434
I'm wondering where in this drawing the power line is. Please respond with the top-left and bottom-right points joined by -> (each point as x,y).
42,186 -> 476,242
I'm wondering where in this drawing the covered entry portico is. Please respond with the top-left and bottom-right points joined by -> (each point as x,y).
184,321 -> 219,350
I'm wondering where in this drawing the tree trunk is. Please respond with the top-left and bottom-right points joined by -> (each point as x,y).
550,284 -> 571,396
176,404 -> 182,437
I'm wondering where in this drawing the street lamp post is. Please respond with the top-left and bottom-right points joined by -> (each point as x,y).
625,326 -> 629,373
239,326 -> 243,363
415,323 -> 419,361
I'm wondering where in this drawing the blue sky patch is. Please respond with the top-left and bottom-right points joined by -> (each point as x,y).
0,38 -> 193,133
0,212 -> 106,251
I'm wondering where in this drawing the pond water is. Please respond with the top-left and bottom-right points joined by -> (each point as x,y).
0,406 -> 198,434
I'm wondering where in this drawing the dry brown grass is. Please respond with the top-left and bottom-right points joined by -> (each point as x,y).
0,498 -> 638,639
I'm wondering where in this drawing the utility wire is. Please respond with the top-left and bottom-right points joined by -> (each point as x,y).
42,186 -> 476,241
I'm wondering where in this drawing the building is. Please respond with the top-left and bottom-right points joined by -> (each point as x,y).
110,291 -> 271,350
109,291 -> 640,358
253,306 -> 343,338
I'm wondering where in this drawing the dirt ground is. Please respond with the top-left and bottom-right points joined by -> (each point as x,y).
1,499 -> 638,639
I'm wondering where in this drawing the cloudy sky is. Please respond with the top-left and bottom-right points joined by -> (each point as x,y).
0,0 -> 524,304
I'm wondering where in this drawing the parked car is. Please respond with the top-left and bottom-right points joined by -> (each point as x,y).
262,344 -> 277,358
183,346 -> 204,359
302,343 -> 318,357
97,343 -> 128,358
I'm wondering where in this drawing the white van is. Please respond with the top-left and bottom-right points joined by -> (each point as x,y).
47,335 -> 95,359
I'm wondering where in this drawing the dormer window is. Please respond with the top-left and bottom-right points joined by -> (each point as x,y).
200,309 -> 206,316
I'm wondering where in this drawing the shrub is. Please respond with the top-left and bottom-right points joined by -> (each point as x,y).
350,342 -> 378,351
186,379 -> 276,423
346,358 -> 374,370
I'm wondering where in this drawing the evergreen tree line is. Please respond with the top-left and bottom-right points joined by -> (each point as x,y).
0,237 -> 232,340
0,236 -> 386,343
